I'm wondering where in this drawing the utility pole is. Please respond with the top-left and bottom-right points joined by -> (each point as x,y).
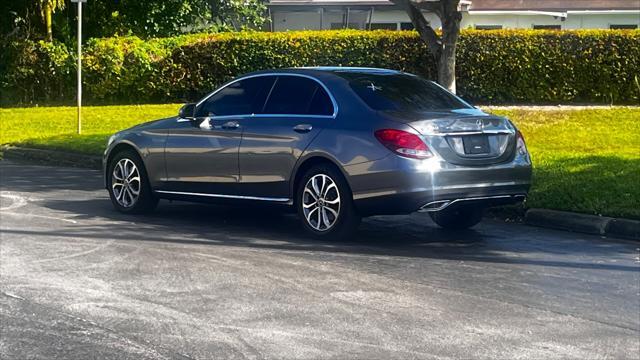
72,0 -> 87,134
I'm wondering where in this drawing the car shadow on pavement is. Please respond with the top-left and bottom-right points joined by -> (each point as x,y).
18,197 -> 639,273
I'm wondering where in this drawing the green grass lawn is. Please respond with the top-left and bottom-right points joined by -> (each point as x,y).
1,105 -> 638,219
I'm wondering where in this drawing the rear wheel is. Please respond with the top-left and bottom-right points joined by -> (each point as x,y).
429,204 -> 484,230
296,165 -> 360,240
107,150 -> 158,214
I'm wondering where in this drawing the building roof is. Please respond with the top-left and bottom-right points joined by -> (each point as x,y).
268,0 -> 640,11
469,0 -> 640,11
268,0 -> 393,6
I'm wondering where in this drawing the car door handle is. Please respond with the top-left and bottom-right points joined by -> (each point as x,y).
221,121 -> 240,130
293,124 -> 313,133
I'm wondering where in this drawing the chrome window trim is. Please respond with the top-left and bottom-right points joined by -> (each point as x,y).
155,190 -> 291,203
429,130 -> 515,136
193,72 -> 339,119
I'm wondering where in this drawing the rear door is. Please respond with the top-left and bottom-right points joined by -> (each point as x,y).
163,76 -> 274,194
236,75 -> 336,198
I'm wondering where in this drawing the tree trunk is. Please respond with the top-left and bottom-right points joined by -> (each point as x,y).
44,3 -> 53,42
437,0 -> 461,93
394,0 -> 462,93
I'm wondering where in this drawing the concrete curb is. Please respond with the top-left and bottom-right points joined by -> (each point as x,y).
525,208 -> 640,241
1,145 -> 101,170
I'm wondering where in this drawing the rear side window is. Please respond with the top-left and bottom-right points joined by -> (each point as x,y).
263,76 -> 334,116
197,76 -> 275,117
339,73 -> 471,112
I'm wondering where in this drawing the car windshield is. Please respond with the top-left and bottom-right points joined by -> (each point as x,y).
338,72 -> 472,112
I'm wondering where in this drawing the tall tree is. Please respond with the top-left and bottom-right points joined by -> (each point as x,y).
391,0 -> 462,93
37,0 -> 65,41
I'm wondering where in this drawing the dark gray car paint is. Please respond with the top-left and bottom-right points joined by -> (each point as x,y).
104,67 -> 532,215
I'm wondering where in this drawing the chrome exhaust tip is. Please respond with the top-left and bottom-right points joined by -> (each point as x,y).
419,194 -> 527,213
419,200 -> 451,212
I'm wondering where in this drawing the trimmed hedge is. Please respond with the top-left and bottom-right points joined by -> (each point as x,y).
1,29 -> 639,105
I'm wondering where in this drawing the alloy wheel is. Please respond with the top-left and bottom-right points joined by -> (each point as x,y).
111,158 -> 141,208
302,174 -> 341,231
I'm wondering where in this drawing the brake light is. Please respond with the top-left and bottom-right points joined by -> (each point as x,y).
374,129 -> 432,159
516,130 -> 528,156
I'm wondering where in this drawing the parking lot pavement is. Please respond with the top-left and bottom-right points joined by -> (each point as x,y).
0,160 -> 638,359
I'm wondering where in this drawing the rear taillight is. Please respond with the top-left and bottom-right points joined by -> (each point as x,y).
374,129 -> 432,159
516,130 -> 528,156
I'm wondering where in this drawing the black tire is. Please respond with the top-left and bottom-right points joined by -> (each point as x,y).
429,204 -> 484,230
107,149 -> 158,214
296,164 -> 361,240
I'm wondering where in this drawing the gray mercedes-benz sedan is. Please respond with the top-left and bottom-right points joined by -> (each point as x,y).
104,67 -> 532,239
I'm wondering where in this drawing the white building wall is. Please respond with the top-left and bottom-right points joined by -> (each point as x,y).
271,9 -> 640,31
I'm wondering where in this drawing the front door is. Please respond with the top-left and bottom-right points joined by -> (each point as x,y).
163,75 -> 275,195
236,75 -> 337,198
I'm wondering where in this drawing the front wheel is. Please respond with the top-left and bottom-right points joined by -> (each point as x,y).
429,204 -> 484,230
296,165 -> 360,240
107,150 -> 158,214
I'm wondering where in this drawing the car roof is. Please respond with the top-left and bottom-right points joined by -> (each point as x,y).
244,67 -> 404,79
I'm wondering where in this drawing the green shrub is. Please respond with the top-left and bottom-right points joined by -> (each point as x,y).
0,40 -> 75,105
1,29 -> 638,105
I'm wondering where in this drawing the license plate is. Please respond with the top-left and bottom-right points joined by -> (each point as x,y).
463,135 -> 490,154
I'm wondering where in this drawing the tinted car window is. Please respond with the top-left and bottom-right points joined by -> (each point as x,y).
197,76 -> 275,117
263,76 -> 334,116
338,73 -> 471,112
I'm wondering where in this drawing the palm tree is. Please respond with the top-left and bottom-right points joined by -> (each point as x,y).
37,0 -> 66,41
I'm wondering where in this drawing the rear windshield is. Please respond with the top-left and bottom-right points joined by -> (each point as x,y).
338,72 -> 472,112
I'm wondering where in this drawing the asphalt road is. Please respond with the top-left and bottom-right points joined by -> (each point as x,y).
1,160 -> 639,359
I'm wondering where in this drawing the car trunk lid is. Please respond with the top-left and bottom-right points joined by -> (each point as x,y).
383,109 -> 517,166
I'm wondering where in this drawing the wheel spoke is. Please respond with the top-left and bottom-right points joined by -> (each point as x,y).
306,207 -> 318,223
115,187 -> 124,201
324,206 -> 338,218
321,208 -> 332,229
114,162 -> 124,180
126,168 -> 138,181
312,177 -> 322,197
303,201 -> 316,209
304,187 -> 318,201
317,205 -> 323,229
129,185 -> 140,196
323,182 -> 336,197
325,197 -> 340,204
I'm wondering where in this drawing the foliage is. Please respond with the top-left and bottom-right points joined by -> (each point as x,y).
83,0 -> 215,39
1,29 -> 639,105
209,0 -> 269,31
0,0 -> 269,42
0,40 -> 75,104
1,105 -> 638,219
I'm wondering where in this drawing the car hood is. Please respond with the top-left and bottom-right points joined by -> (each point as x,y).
126,117 -> 178,132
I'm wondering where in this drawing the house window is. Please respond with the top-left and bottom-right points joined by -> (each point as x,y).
533,25 -> 561,30
475,25 -> 502,30
331,22 -> 363,29
400,22 -> 415,31
370,23 -> 398,30
610,24 -> 638,29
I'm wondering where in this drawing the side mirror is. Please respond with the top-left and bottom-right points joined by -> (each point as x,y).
179,103 -> 196,119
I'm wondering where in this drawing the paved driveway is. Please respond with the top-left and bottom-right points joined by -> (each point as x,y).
1,161 -> 638,359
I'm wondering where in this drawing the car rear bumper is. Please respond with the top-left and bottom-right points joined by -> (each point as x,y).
344,154 -> 532,216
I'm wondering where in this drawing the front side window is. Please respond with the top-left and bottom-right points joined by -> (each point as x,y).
197,76 -> 275,117
263,76 -> 334,116
339,73 -> 472,112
